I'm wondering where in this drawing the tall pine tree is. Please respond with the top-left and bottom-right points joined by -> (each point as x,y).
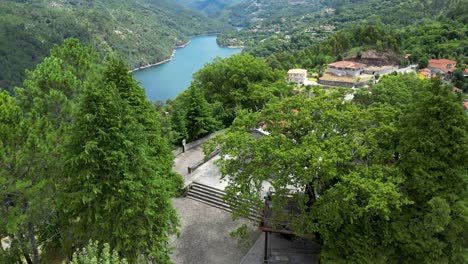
61,58 -> 182,263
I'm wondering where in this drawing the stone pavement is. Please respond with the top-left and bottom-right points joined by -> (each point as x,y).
173,146 -> 205,177
241,233 -> 321,264
170,198 -> 260,264
171,147 -> 261,264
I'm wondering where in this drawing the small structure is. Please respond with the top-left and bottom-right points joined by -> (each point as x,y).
327,61 -> 367,76
418,68 -> 432,79
318,61 -> 373,88
319,73 -> 373,88
288,69 -> 307,85
428,59 -> 457,77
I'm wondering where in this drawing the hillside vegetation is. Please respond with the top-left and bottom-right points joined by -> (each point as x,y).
218,0 -> 468,60
0,0 -> 231,90
174,0 -> 246,17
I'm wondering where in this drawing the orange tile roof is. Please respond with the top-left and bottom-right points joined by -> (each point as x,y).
328,61 -> 367,69
429,59 -> 457,73
430,59 -> 456,65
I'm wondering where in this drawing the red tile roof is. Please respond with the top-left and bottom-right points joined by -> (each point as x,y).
328,61 -> 367,69
464,101 -> 468,110
429,59 -> 457,73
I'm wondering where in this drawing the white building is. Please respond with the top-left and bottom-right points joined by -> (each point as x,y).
287,69 -> 307,85
327,61 -> 366,77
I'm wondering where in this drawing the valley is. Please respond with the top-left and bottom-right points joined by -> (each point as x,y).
0,1 -> 467,264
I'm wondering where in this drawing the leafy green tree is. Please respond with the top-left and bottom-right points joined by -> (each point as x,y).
452,68 -> 468,92
211,77 -> 468,263
418,57 -> 429,69
0,39 -> 98,264
393,80 -> 468,263
0,91 -> 31,263
372,74 -> 432,109
185,86 -> 221,141
60,58 -> 182,263
193,54 -> 290,126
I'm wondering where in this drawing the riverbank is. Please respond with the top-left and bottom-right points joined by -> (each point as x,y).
130,32 -> 223,73
129,50 -> 176,73
225,45 -> 245,49
175,39 -> 191,48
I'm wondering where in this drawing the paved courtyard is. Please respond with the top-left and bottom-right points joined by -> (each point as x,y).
171,146 -> 261,264
170,198 -> 260,264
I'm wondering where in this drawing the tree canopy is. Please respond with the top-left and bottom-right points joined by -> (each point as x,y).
211,76 -> 468,263
1,40 -> 182,264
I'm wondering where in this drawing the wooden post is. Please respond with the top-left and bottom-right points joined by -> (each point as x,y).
263,231 -> 269,263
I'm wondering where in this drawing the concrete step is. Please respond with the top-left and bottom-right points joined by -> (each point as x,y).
187,188 -> 262,219
186,182 -> 262,221
190,182 -> 262,211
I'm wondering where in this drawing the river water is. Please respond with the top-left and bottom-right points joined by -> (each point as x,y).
132,35 -> 242,102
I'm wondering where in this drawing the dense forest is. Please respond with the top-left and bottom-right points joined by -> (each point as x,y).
0,0 -> 231,90
174,0 -> 246,18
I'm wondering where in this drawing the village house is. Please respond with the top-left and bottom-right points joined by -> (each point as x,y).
327,61 -> 367,76
288,69 -> 307,85
428,59 -> 457,77
418,59 -> 458,79
318,61 -> 373,88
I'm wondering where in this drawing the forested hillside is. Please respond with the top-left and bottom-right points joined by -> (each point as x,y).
0,0 -> 231,90
218,0 -> 468,59
174,0 -> 246,17
221,0 -> 325,27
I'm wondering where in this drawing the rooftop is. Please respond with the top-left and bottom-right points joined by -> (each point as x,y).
429,59 -> 456,65
328,61 -> 367,69
365,65 -> 396,71
288,69 -> 307,74
429,59 -> 457,73
319,73 -> 373,83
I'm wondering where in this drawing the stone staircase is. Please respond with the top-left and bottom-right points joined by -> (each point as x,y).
185,181 -> 262,221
